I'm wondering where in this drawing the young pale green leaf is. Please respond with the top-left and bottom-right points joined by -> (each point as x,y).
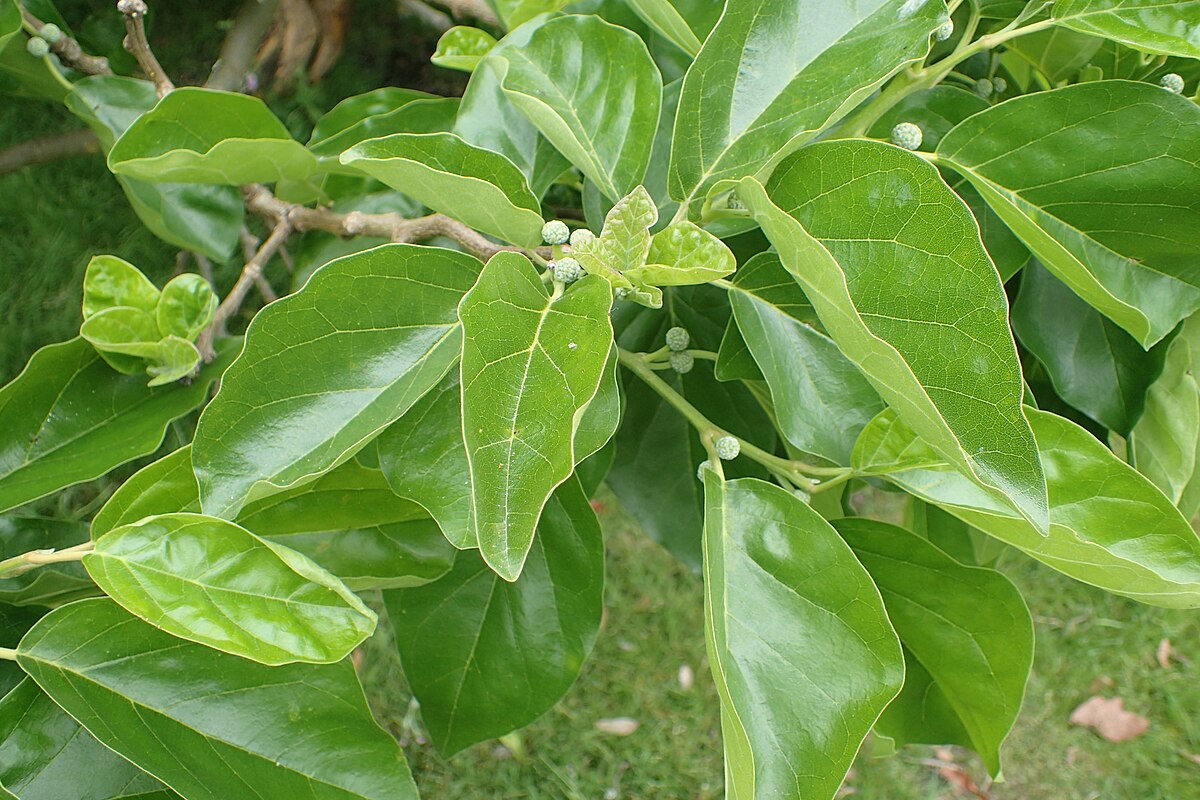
703,475 -> 903,799
85,512 -> 377,665
1014,262 -> 1169,435
572,185 -> 656,289
384,476 -> 602,755
82,255 -> 159,319
459,252 -> 613,580
726,252 -> 881,464
145,337 -> 202,387
108,87 -> 317,185
493,14 -> 662,201
432,25 -> 497,72
156,273 -> 217,340
625,0 -> 703,56
0,678 -> 173,800
0,338 -> 234,514
936,81 -> 1200,348
740,140 -> 1049,533
855,408 -> 1200,608
490,0 -> 568,29
340,132 -> 545,247
624,221 -> 735,288
79,306 -> 160,358
1053,0 -> 1200,59
0,517 -> 96,608
193,244 -> 480,519
16,598 -> 419,800
836,518 -> 1032,775
669,0 -> 943,214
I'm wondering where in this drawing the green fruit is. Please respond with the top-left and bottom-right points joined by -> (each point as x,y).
1160,73 -> 1185,95
553,257 -> 582,284
569,228 -> 596,249
714,435 -> 740,461
665,326 -> 690,352
891,122 -> 922,151
39,24 -> 64,45
669,351 -> 694,374
933,19 -> 953,42
541,220 -> 570,245
26,37 -> 50,58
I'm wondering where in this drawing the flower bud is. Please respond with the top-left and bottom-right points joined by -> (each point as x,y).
669,351 -> 694,374
541,220 -> 570,245
891,122 -> 923,151
992,77 -> 1007,94
665,326 -> 690,352
1160,73 -> 1185,95
26,37 -> 50,58
933,19 -> 954,41
975,78 -> 994,97
697,460 -> 713,480
714,435 -> 740,461
552,257 -> 582,284
39,24 -> 64,44
569,228 -> 595,249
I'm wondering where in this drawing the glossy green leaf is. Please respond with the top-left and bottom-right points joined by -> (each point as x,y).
0,605 -> 42,696
385,476 -> 602,754
459,252 -> 613,579
108,87 -> 317,185
1014,261 -> 1169,434
669,0 -> 943,214
341,132 -> 544,247
494,14 -> 662,200
489,0 -> 568,29
0,338 -> 234,514
79,306 -> 160,368
936,81 -> 1200,348
626,0 -> 703,56
0,2 -> 19,54
0,517 -> 95,607
703,475 -> 903,799
92,447 -> 199,536
741,140 -> 1049,532
1054,0 -> 1200,58
854,408 -> 1200,608
81,255 -> 159,319
0,678 -> 173,800
624,221 -> 736,288
728,253 -> 882,464
432,26 -> 497,72
1008,25 -> 1106,84
836,518 -> 1032,775
308,87 -> 434,149
145,337 -> 202,387
193,244 -> 480,518
309,96 -> 459,163
156,274 -> 217,341
16,598 -> 419,800
85,512 -> 376,665
867,85 -> 988,152
66,77 -> 244,263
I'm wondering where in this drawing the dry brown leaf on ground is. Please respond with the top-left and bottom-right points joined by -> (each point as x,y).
595,717 -> 640,736
1157,638 -> 1172,668
921,748 -> 992,799
1069,696 -> 1150,742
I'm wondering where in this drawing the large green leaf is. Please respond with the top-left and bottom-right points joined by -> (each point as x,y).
308,87 -> 434,150
836,518 -> 1032,775
728,252 -> 882,464
936,81 -> 1200,348
1014,261 -> 1169,434
85,513 -> 377,665
459,252 -> 613,580
669,0 -> 943,214
0,518 -> 95,607
854,408 -> 1200,608
625,0 -> 703,56
703,475 -> 903,799
193,244 -> 480,518
66,77 -> 243,262
0,2 -> 19,54
309,95 -> 459,164
384,477 -> 602,755
1053,0 -> 1200,58
16,598 -> 419,800
0,679 -> 173,800
340,132 -> 545,247
740,140 -> 1048,532
108,87 -> 317,185
0,339 -> 234,514
494,14 -> 662,201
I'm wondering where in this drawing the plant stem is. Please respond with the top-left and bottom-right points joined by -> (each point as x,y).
118,0 -> 174,97
0,647 -> 16,662
0,540 -> 94,580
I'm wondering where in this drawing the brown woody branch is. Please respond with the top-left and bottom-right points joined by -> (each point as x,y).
20,6 -> 112,75
117,0 -> 174,97
0,129 -> 100,176
206,0 -> 281,91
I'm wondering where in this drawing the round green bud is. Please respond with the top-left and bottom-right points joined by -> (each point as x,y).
669,351 -> 694,374
1160,73 -> 1185,95
553,257 -> 582,284
697,460 -> 713,481
933,19 -> 954,42
975,78 -> 994,97
541,220 -> 570,245
26,37 -> 50,58
569,228 -> 595,249
39,24 -> 64,44
666,326 -> 690,352
714,435 -> 740,461
992,76 -> 1007,94
891,122 -> 923,151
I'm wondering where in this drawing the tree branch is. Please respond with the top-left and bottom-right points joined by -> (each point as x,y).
0,129 -> 100,177
117,0 -> 174,97
206,0 -> 280,91
20,6 -> 113,75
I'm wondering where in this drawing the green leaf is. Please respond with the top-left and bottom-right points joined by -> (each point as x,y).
624,221 -> 736,287
108,87 -> 317,185
1014,261 -> 1169,434
85,512 -> 376,665
193,244 -> 480,518
728,252 -> 883,464
855,408 -> 1200,608
669,0 -> 943,214
92,447 -> 199,536
836,518 -> 1032,775
384,476 -> 602,755
81,255 -> 159,319
1008,25 -> 1106,84
80,306 -> 160,353
145,337 -> 202,388
494,14 -> 662,200
432,26 -> 498,72
740,140 -> 1049,532
625,0 -> 703,56
703,475 -> 903,799
867,85 -> 988,152
572,185 -> 657,290
459,252 -> 613,580
308,87 -> 434,150
0,679 -> 172,800
489,0 -> 568,31
0,2 -> 20,54
309,95 -> 459,163
936,81 -> 1200,348
0,518 -> 96,607
1054,0 -> 1200,58
16,598 -> 419,800
66,77 -> 244,262
156,273 -> 217,340
0,338 -> 234,514
340,132 -> 545,247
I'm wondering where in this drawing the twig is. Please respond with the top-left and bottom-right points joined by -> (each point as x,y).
425,0 -> 500,26
117,0 -> 174,97
399,0 -> 453,31
20,6 -> 112,75
0,129 -> 100,177
206,0 -> 280,91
